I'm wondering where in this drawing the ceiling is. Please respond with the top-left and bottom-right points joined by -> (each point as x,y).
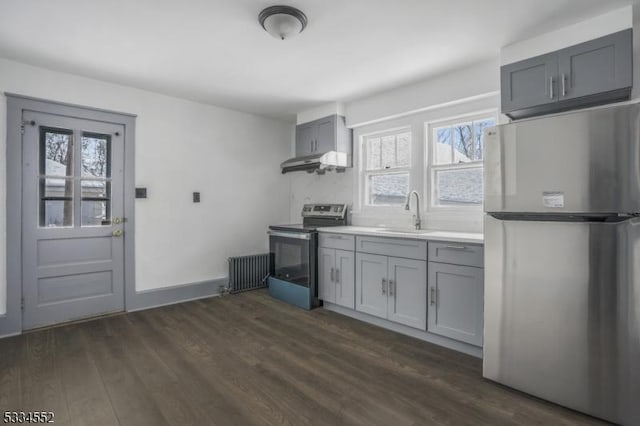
0,0 -> 636,120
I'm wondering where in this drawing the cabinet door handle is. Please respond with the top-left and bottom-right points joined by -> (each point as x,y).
389,279 -> 394,296
381,278 -> 387,294
445,245 -> 467,250
561,73 -> 567,97
310,139 -> 313,152
430,287 -> 436,306
330,267 -> 335,282
335,268 -> 340,283
549,76 -> 554,99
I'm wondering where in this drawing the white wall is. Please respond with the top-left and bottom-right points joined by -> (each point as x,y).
0,58 -> 293,314
345,58 -> 500,128
501,5 -> 633,65
289,59 -> 500,232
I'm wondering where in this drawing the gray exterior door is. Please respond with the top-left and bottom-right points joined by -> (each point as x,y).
21,110 -> 126,330
501,52 -> 558,113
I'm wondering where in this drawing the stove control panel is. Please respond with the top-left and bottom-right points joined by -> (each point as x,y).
301,203 -> 348,219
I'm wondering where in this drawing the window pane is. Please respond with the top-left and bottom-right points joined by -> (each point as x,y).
82,133 -> 111,178
380,135 -> 396,169
41,200 -> 74,227
434,127 -> 452,165
472,118 -> 496,161
41,130 -> 73,176
396,132 -> 411,167
81,179 -> 109,199
435,167 -> 483,206
81,180 -> 111,226
41,177 -> 73,198
39,177 -> 73,228
452,123 -> 473,163
82,201 -> 110,226
367,138 -> 381,170
368,173 -> 409,205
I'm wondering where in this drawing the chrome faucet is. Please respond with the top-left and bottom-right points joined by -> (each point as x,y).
405,190 -> 421,230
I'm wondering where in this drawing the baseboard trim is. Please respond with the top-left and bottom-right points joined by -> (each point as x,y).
126,278 -> 227,312
323,302 -> 483,358
0,278 -> 228,339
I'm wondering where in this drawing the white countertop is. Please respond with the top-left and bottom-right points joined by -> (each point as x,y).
317,226 -> 483,244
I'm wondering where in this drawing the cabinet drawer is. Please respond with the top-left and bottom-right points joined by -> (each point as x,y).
319,233 -> 355,251
428,242 -> 483,267
356,236 -> 427,261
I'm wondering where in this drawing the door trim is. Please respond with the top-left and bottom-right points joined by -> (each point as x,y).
3,93 -> 137,335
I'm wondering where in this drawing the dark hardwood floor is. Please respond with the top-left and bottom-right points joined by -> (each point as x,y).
0,290 -> 608,425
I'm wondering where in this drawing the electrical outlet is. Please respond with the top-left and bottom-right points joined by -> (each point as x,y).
193,192 -> 200,203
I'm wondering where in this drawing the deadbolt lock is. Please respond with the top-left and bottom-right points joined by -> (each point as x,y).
112,229 -> 123,237
113,217 -> 125,225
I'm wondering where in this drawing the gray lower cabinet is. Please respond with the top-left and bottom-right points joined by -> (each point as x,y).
355,252 -> 427,330
319,247 -> 355,309
427,262 -> 483,346
355,253 -> 388,318
387,257 -> 427,329
501,29 -> 632,119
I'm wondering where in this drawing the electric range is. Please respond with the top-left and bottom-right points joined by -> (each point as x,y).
268,203 -> 348,310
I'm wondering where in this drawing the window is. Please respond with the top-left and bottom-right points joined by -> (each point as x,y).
362,129 -> 411,206
429,116 -> 496,207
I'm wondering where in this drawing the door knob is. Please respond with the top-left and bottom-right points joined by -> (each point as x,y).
112,229 -> 123,237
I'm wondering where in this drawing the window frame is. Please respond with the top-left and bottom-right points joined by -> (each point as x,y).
425,111 -> 497,212
360,126 -> 413,208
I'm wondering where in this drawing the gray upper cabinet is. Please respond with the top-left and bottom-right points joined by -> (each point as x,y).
294,115 -> 353,163
295,122 -> 316,157
558,30 -> 633,101
501,29 -> 632,119
501,53 -> 558,113
315,116 -> 336,154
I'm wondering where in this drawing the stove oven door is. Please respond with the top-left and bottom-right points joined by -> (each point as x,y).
268,230 -> 316,289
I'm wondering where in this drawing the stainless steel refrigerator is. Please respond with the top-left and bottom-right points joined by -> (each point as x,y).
483,103 -> 640,425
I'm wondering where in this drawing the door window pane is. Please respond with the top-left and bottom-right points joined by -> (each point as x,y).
39,177 -> 73,228
434,167 -> 483,206
368,173 -> 409,205
81,179 -> 110,226
82,133 -> 111,178
82,201 -> 110,226
41,129 -> 73,176
39,128 -> 74,228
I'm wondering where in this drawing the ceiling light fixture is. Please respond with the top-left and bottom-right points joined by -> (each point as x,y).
259,5 -> 307,40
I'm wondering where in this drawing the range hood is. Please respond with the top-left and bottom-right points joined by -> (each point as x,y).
281,151 -> 348,174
